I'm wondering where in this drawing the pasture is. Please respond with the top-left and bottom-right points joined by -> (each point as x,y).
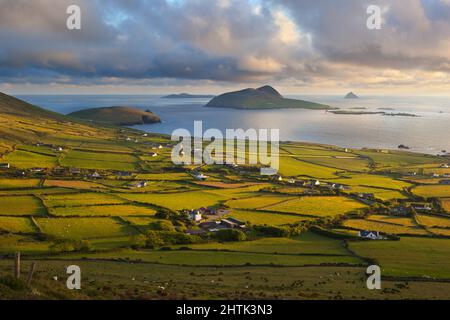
262,196 -> 367,217
0,217 -> 36,233
36,217 -> 137,240
226,194 -> 296,210
49,204 -> 156,217
349,237 -> 450,279
225,209 -> 312,226
0,196 -> 46,216
41,192 -> 127,207
0,179 -> 40,189
342,219 -> 428,235
411,185 -> 450,198
60,150 -> 138,171
278,157 -> 338,179
3,150 -> 58,169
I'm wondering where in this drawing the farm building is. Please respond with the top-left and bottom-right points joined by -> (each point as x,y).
194,173 -> 208,181
0,163 -> 10,169
411,203 -> 432,212
131,181 -> 148,188
440,180 -> 450,185
389,206 -> 410,216
188,210 -> 203,222
90,172 -> 102,179
359,230 -> 383,240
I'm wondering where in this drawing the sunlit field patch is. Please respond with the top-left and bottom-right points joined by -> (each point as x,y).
0,216 -> 36,233
3,150 -> 58,169
0,179 -> 41,189
49,204 -> 156,217
61,150 -> 138,171
412,185 -> 450,198
42,192 -> 127,207
0,196 -> 46,216
225,209 -> 313,226
43,180 -> 108,190
262,196 -> 367,217
342,219 -> 428,235
278,157 -> 338,179
226,195 -> 296,210
36,217 -> 137,240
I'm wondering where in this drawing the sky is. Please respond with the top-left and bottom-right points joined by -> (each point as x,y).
1,0 -> 450,95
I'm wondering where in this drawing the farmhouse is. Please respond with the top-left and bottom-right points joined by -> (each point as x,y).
359,230 -> 383,240
90,171 -> 101,179
188,210 -> 203,222
0,163 -> 10,169
132,181 -> 147,188
411,203 -> 432,212
440,164 -> 449,168
440,180 -> 450,185
194,173 -> 208,181
150,152 -> 158,157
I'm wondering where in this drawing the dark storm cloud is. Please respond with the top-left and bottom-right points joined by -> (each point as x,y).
0,0 -> 450,87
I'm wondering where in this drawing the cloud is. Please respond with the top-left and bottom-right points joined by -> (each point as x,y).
0,0 -> 450,93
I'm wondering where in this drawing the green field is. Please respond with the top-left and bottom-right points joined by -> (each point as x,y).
225,209 -> 312,226
416,214 -> 450,228
331,174 -> 411,190
411,185 -> 450,198
0,179 -> 41,189
49,204 -> 156,217
119,191 -> 226,211
226,194 -> 296,210
56,248 -> 361,267
278,157 -> 338,178
0,196 -> 46,216
349,238 -> 450,279
36,217 -> 137,240
0,217 -> 36,233
184,232 -> 350,255
262,196 -> 367,217
343,219 -> 428,235
60,150 -> 138,171
442,199 -> 450,212
42,192 -> 127,207
3,150 -> 58,169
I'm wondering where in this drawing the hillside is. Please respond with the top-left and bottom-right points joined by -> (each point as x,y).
205,85 -> 332,110
69,107 -> 161,126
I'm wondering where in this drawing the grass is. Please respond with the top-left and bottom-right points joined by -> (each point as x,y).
42,192 -> 127,207
262,196 -> 367,217
0,234 -> 51,255
49,204 -> 156,217
416,214 -> 450,228
43,180 -> 108,190
225,209 -> 313,226
442,199 -> 450,212
278,157 -> 338,178
183,232 -> 350,255
0,217 -> 36,233
349,237 -> 450,279
3,150 -> 58,169
342,219 -> 428,235
36,217 -> 138,240
56,249 -> 361,267
60,150 -> 138,171
411,185 -> 450,198
0,179 -> 40,189
367,215 -> 417,227
119,191 -> 226,211
355,150 -> 440,168
134,173 -> 191,181
331,173 -> 411,191
296,156 -> 370,172
0,196 -> 46,216
345,186 -> 407,201
226,195 -> 296,210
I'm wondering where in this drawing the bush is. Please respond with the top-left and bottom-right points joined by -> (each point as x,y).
215,229 -> 246,242
50,239 -> 92,253
149,220 -> 175,232
130,235 -> 147,249
253,225 -> 290,238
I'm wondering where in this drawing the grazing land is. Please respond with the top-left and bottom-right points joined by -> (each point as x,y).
0,92 -> 449,300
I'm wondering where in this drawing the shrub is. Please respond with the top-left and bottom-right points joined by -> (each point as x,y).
253,225 -> 290,237
215,229 -> 246,242
0,275 -> 27,291
149,220 -> 175,232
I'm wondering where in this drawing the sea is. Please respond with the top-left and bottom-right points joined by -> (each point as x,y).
17,94 -> 450,155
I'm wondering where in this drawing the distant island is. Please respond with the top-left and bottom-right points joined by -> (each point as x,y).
162,93 -> 215,99
330,110 -> 418,117
205,85 -> 332,110
69,107 -> 161,126
345,92 -> 359,99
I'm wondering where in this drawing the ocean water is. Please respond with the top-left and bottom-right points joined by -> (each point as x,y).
17,94 -> 450,155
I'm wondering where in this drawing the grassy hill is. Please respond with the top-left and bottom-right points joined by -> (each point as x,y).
205,85 -> 332,110
69,107 -> 160,126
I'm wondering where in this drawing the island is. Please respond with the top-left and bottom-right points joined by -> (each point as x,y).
69,106 -> 161,126
345,92 -> 359,99
329,110 -> 419,117
162,93 -> 215,99
205,85 -> 332,110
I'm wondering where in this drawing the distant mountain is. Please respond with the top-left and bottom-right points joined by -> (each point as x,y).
205,85 -> 331,110
69,107 -> 161,126
162,93 -> 215,99
345,92 -> 359,99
